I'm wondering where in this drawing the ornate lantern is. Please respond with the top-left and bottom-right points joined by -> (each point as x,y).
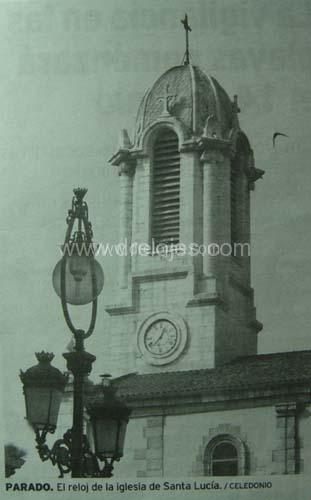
20,352 -> 68,432
86,377 -> 131,477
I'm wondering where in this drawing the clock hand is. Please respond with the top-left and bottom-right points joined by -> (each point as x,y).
153,327 -> 167,346
147,327 -> 166,348
147,330 -> 162,347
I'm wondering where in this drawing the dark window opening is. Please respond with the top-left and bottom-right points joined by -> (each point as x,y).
151,129 -> 180,246
211,442 -> 238,476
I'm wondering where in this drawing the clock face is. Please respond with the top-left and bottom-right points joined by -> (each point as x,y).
137,312 -> 188,366
145,320 -> 178,356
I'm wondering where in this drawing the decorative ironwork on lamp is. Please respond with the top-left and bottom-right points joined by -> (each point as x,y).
20,189 -> 131,478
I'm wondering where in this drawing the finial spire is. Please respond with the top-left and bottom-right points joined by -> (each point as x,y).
181,13 -> 192,65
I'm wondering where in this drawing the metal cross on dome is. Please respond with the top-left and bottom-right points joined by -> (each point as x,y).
181,13 -> 192,65
157,84 -> 177,116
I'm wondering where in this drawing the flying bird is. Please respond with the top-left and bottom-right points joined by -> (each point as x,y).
273,132 -> 289,148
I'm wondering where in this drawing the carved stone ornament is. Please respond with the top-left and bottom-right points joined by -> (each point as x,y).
200,149 -> 225,165
244,150 -> 265,184
157,84 -> 177,117
231,94 -> 240,130
203,114 -> 222,140
118,162 -> 135,176
118,129 -> 132,150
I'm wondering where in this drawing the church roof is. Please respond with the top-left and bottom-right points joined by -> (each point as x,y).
113,350 -> 311,400
134,64 -> 235,144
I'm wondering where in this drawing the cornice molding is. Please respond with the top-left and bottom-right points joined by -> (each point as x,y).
105,268 -> 190,315
120,386 -> 310,418
186,293 -> 228,311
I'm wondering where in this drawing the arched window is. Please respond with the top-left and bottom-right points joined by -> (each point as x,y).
204,434 -> 246,476
151,129 -> 180,246
211,441 -> 238,476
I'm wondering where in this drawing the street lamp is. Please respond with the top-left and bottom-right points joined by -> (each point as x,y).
20,188 -> 131,478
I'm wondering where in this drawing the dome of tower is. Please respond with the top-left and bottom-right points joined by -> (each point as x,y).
134,64 -> 236,145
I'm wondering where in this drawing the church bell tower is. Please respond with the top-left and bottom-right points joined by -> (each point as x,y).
104,20 -> 264,375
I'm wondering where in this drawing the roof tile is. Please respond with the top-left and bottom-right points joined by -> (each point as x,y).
113,350 -> 311,400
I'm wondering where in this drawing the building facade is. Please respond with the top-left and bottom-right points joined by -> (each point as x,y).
90,58 -> 311,477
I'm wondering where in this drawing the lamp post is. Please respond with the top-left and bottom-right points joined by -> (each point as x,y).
20,188 -> 131,478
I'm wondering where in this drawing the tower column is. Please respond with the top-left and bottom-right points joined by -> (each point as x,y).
118,162 -> 134,288
179,144 -> 202,278
201,149 -> 231,281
